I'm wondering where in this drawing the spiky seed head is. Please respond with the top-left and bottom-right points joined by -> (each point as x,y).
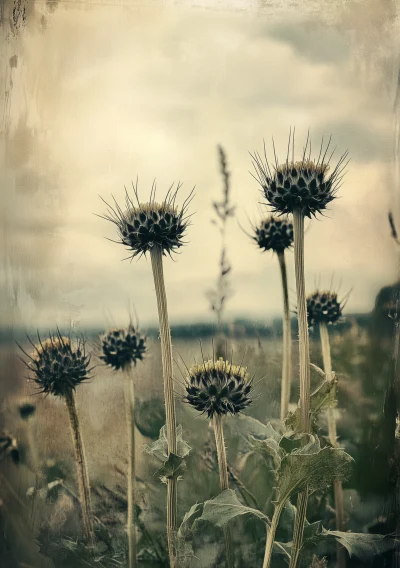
307,291 -> 343,327
19,402 -> 36,420
253,215 -> 293,253
101,183 -> 193,259
184,357 -> 252,418
24,335 -> 91,398
252,136 -> 348,218
100,325 -> 146,371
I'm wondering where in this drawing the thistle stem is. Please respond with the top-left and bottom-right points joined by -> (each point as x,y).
213,415 -> 235,568
262,501 -> 285,568
150,245 -> 178,568
277,251 -> 292,423
319,322 -> 346,568
65,390 -> 94,541
289,210 -> 311,568
124,367 -> 137,568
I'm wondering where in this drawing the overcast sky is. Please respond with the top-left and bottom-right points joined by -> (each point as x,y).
1,0 -> 399,330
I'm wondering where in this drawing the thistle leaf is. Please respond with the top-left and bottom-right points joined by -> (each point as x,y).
195,489 -> 268,528
157,453 -> 186,483
226,415 -> 280,453
178,503 -> 204,538
143,424 -> 191,463
320,529 -> 397,562
276,437 -> 353,504
248,435 -> 285,470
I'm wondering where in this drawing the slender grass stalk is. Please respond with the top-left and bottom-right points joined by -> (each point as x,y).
277,250 -> 292,423
124,367 -> 137,568
319,322 -> 346,568
65,389 -> 94,542
213,415 -> 235,568
262,500 -> 285,568
150,245 -> 178,568
289,210 -> 311,568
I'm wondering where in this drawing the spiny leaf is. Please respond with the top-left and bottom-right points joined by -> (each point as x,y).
226,415 -> 281,454
157,453 -> 186,483
284,376 -> 338,434
178,503 -> 204,538
143,424 -> 191,463
320,529 -> 397,562
276,436 -> 353,505
248,435 -> 285,470
309,554 -> 328,567
196,489 -> 268,528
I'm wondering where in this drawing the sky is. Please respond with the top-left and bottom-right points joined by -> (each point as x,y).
1,0 -> 399,330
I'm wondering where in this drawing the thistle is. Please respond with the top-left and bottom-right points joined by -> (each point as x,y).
251,131 -> 348,568
307,290 -> 347,568
101,181 -> 193,568
18,332 -> 94,540
185,357 -> 253,567
253,215 -> 293,423
101,323 -> 147,568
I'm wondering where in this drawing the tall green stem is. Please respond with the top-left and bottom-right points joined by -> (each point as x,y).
65,390 -> 94,542
319,322 -> 346,568
289,210 -> 311,568
213,415 -> 235,568
124,367 -> 137,568
262,501 -> 285,568
150,245 -> 178,568
277,251 -> 292,423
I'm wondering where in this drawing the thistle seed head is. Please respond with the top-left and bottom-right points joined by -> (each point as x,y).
307,291 -> 343,327
100,325 -> 146,371
253,215 -> 293,253
184,358 -> 252,418
21,334 -> 92,398
101,181 -> 193,259
251,133 -> 348,218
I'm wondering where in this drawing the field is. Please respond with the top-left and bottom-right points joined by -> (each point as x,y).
0,311 -> 396,567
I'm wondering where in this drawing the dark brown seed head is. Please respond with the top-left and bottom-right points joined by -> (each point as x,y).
253,215 -> 293,253
184,358 -> 252,418
307,290 -> 343,327
100,325 -> 146,371
22,334 -> 91,398
251,135 -> 348,218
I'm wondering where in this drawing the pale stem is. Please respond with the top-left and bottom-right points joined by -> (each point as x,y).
65,390 -> 94,541
277,251 -> 292,423
124,366 -> 137,568
319,322 -> 346,568
289,210 -> 311,568
262,501 -> 285,568
150,245 -> 178,568
213,415 -> 235,568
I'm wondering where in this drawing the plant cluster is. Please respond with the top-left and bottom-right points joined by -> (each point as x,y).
13,132 -> 396,568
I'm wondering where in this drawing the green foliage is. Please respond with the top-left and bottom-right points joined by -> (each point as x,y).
143,424 -> 191,482
196,489 -> 268,528
319,529 -> 397,562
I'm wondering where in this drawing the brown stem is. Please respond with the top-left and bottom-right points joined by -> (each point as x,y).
289,210 -> 311,568
124,367 -> 137,568
213,415 -> 235,568
319,322 -> 346,568
150,245 -> 178,568
65,390 -> 94,541
277,251 -> 292,423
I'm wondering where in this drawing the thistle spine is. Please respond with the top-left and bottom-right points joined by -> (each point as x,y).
65,390 -> 93,541
277,250 -> 292,422
213,415 -> 235,568
150,245 -> 178,568
319,322 -> 346,568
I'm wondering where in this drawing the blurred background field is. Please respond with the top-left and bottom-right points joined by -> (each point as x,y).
0,290 -> 398,566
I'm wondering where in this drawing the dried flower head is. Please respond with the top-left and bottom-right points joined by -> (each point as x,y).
101,181 -> 194,259
19,402 -> 36,420
100,325 -> 146,371
307,291 -> 344,327
253,215 -> 293,253
184,357 -> 252,418
19,333 -> 92,398
251,132 -> 348,218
